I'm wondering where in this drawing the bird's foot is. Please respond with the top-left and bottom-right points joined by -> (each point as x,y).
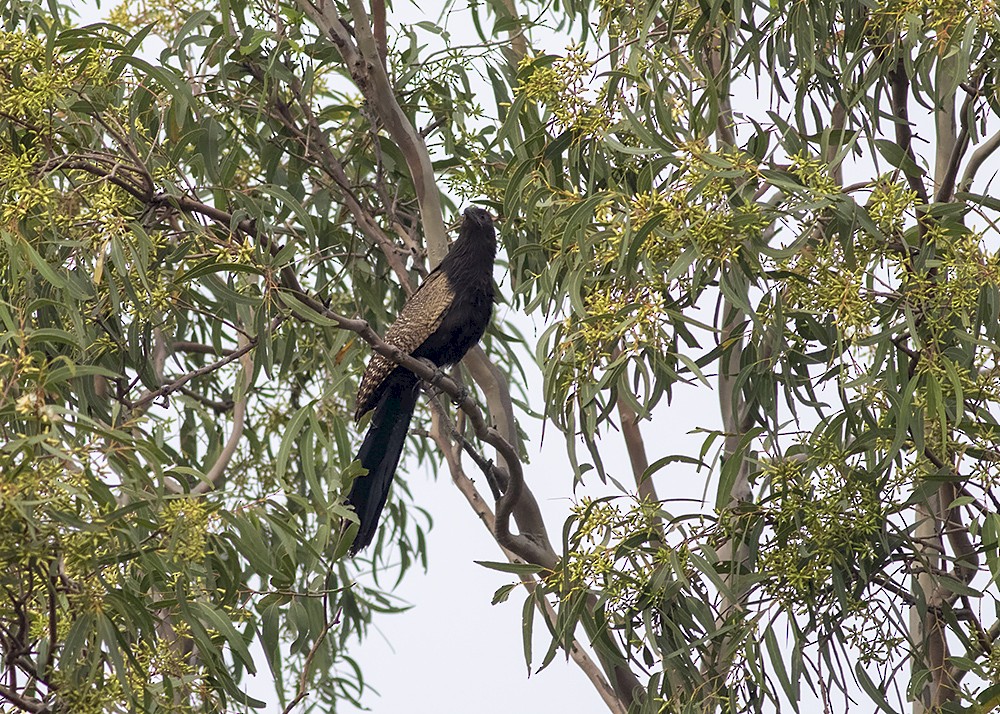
417,359 -> 468,404
419,359 -> 454,394
451,385 -> 469,406
417,358 -> 444,384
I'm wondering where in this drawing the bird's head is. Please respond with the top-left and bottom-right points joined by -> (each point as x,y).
463,206 -> 495,230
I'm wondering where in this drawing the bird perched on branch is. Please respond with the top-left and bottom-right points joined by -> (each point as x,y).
347,206 -> 497,554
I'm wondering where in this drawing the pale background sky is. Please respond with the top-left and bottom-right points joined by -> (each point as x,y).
336,336 -> 718,714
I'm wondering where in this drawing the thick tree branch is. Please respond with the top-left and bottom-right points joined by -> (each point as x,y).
935,78 -> 976,204
958,129 -> 1000,192
933,50 -> 960,201
298,0 -> 449,263
191,333 -> 253,495
465,347 -> 554,551
705,33 -> 754,706
0,684 -> 48,713
496,0 -> 528,63
616,392 -> 657,503
370,0 -> 387,65
888,64 -> 931,206
910,491 -> 956,713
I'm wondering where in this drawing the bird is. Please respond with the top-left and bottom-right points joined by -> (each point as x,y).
346,206 -> 497,554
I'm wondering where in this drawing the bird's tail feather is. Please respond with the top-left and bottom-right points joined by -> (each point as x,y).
347,371 -> 420,554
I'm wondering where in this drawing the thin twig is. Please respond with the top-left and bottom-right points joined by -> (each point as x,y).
130,324 -> 273,413
280,604 -> 338,714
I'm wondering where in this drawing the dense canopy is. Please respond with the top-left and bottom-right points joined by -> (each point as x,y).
0,0 -> 999,711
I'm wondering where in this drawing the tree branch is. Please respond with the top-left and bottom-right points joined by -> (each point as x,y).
958,129 -> 1000,192
888,64 -> 931,206
129,323 -> 272,414
0,684 -> 48,713
465,347 -> 554,550
191,332 -> 254,495
935,77 -> 975,204
243,64 -> 417,293
616,391 -> 658,504
705,32 -> 754,705
299,0 -> 449,264
281,602 -> 337,714
427,409 -> 627,714
173,341 -> 236,357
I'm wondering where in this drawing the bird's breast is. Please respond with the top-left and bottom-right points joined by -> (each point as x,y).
412,278 -> 492,367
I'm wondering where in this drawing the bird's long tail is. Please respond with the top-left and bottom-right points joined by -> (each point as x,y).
347,370 -> 420,554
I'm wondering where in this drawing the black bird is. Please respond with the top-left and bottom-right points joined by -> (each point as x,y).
347,206 -> 497,554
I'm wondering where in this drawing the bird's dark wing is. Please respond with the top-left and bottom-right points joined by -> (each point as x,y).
354,269 -> 453,420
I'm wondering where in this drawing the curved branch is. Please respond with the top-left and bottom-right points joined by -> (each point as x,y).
192,333 -> 254,495
465,347 -> 554,550
958,129 -> 1000,192
427,408 -> 627,714
299,0 -> 448,263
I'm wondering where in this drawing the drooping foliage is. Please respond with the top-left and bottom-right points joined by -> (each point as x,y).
487,0 -> 1000,711
2,0 -> 1000,711
0,0 -> 502,709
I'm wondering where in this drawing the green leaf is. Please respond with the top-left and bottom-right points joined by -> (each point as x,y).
874,138 -> 926,179
191,601 -> 257,674
475,560 -> 545,575
97,613 -> 133,698
765,627 -> 799,711
521,589 -> 535,675
855,663 -> 898,714
276,403 -> 314,482
492,583 -> 519,605
20,239 -> 66,289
